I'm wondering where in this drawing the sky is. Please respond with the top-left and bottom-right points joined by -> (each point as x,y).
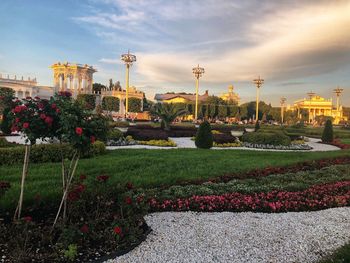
0,0 -> 350,106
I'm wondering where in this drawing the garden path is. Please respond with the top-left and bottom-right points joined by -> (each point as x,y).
107,207 -> 350,263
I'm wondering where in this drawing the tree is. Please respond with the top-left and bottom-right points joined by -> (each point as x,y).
0,87 -> 14,114
195,121 -> 213,149
150,103 -> 187,131
92,83 -> 106,94
102,96 -> 120,112
322,119 -> 334,143
127,97 -> 142,112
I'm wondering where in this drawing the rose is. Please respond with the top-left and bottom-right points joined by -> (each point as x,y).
38,103 -> 44,109
90,136 -> 96,144
113,226 -> 122,235
80,224 -> 89,233
44,116 -> 53,125
51,103 -> 57,109
23,122 -> 30,129
23,216 -> 32,223
125,196 -> 132,205
40,113 -> 46,120
75,127 -> 83,136
56,108 -> 60,114
126,182 -> 133,190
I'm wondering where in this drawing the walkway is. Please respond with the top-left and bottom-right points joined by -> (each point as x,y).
107,207 -> 350,263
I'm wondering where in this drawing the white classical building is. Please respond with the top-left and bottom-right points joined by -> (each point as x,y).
0,74 -> 52,99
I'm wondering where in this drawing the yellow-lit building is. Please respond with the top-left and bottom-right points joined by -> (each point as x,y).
290,94 -> 347,124
154,90 -> 209,104
219,85 -> 240,105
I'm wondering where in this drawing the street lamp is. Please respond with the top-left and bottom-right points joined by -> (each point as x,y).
280,97 -> 286,124
121,50 -> 137,115
192,64 -> 205,121
307,91 -> 315,123
333,86 -> 344,112
253,76 -> 264,122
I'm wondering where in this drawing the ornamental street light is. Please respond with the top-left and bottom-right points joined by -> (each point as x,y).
253,76 -> 264,122
192,64 -> 205,121
307,91 -> 315,123
121,50 -> 137,115
280,97 -> 286,124
333,86 -> 344,112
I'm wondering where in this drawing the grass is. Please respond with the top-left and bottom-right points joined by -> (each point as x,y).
319,243 -> 350,263
1,148 -> 350,210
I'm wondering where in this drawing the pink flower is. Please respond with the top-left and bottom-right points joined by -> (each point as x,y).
40,113 -> 46,120
23,122 -> 29,129
51,103 -> 57,109
44,116 -> 53,125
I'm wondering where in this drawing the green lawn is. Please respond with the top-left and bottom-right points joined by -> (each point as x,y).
1,148 -> 350,210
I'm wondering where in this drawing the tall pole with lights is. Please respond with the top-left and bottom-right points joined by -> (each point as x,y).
307,91 -> 315,123
192,64 -> 205,121
333,86 -> 344,112
121,50 -> 136,115
280,97 -> 286,124
253,76 -> 264,122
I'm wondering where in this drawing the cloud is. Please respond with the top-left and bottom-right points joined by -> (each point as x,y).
99,58 -> 121,64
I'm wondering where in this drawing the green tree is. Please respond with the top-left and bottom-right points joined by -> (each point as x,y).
0,87 -> 14,114
195,121 -> 213,149
150,103 -> 187,131
92,83 -> 106,93
322,119 -> 334,143
102,96 -> 120,112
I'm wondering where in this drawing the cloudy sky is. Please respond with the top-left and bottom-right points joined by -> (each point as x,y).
0,0 -> 349,106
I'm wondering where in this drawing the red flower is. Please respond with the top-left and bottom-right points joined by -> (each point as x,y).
15,118 -> 20,123
56,108 -> 60,114
80,174 -> 87,181
38,103 -> 44,109
11,125 -> 18,132
80,224 -> 89,233
51,103 -> 57,109
23,216 -> 32,223
14,105 -> 22,113
44,116 -> 53,125
125,196 -> 132,205
113,226 -> 122,235
23,122 -> 30,129
90,136 -> 96,144
75,184 -> 86,193
96,175 -> 109,182
126,182 -> 133,190
40,113 -> 46,120
75,127 -> 83,136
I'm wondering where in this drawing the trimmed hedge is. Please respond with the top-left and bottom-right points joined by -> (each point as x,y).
242,131 -> 291,146
0,137 -> 18,148
322,119 -> 334,143
213,134 -> 237,144
0,141 -> 106,165
126,128 -> 168,141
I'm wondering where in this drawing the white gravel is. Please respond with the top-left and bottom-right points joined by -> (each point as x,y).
106,137 -> 340,152
107,207 -> 350,263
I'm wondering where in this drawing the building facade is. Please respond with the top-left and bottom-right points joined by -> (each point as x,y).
219,85 -> 240,105
0,74 -> 52,99
154,90 -> 209,104
290,94 -> 347,124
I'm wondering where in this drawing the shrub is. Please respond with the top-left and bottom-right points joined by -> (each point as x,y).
254,121 -> 260,131
107,129 -> 124,141
102,96 -> 120,112
322,119 -> 334,143
195,121 -> 213,149
76,94 -> 96,110
0,142 -> 106,165
0,108 -> 12,135
138,139 -> 177,147
126,128 -> 168,141
242,131 -> 291,146
0,137 -> 18,148
213,133 -> 236,144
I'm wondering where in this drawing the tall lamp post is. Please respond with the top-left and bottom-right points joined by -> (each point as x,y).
333,86 -> 344,112
121,50 -> 137,115
253,76 -> 264,122
192,64 -> 205,121
307,91 -> 315,123
280,97 -> 286,124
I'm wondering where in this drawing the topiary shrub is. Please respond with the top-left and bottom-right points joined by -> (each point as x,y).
322,119 -> 334,143
195,121 -> 213,149
242,131 -> 291,146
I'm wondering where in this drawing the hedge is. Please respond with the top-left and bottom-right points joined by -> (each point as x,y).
77,94 -> 96,110
242,131 -> 291,146
0,141 -> 106,165
126,128 -> 168,141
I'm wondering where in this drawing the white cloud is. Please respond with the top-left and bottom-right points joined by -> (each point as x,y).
99,58 -> 121,64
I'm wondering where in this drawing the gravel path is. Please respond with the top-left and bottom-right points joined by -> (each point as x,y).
107,207 -> 350,263
106,137 -> 340,152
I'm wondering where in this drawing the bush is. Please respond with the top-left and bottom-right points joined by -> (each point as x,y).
102,96 -> 120,112
242,131 -> 291,146
0,142 -> 106,165
126,128 -> 168,141
195,121 -> 213,149
0,108 -> 12,135
76,94 -> 96,110
255,121 -> 260,131
213,133 -> 236,144
107,129 -> 124,141
109,121 -> 129,128
0,137 -> 18,148
322,119 -> 334,143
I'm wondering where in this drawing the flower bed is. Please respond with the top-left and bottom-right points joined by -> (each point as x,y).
325,139 -> 350,149
149,181 -> 350,212
242,142 -> 312,150
138,139 -> 177,147
213,142 -> 242,147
